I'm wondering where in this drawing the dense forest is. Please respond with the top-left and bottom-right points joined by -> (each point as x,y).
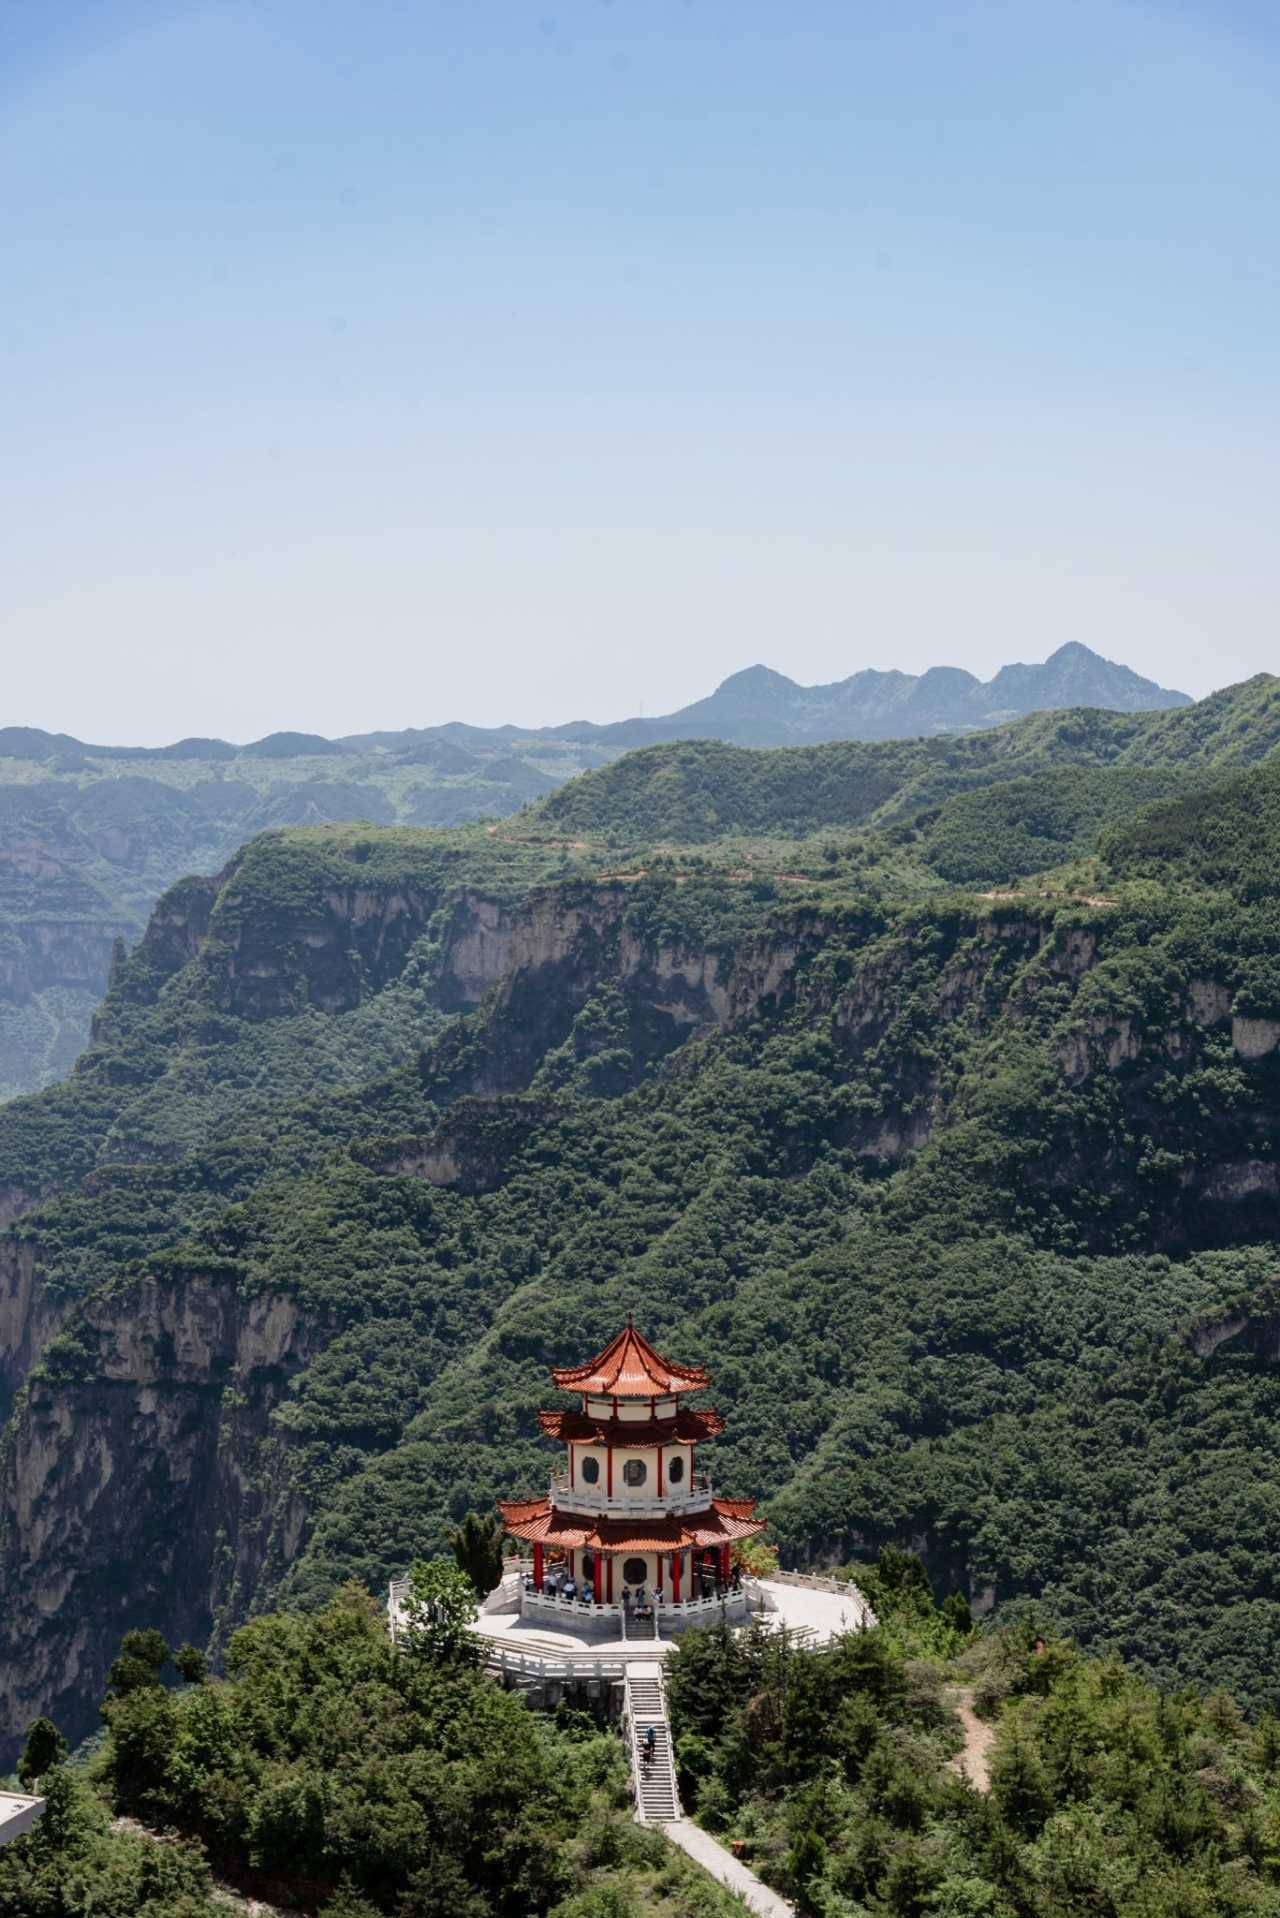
0,1577 -> 745,1917
665,1554 -> 1280,1916
10,1559 -> 1280,1916
3,674 -> 1280,1779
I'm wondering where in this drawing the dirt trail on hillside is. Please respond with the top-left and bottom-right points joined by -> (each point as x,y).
946,1688 -> 996,1792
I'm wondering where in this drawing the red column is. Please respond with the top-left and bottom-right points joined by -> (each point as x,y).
720,1543 -> 731,1584
657,1447 -> 664,1498
672,1551 -> 682,1603
607,1556 -> 614,1603
533,1542 -> 543,1591
593,1554 -> 603,1606
656,1553 -> 663,1593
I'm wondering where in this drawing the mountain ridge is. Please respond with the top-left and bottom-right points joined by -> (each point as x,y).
0,643 -> 1195,1100
558,640 -> 1189,747
3,643 -> 1189,759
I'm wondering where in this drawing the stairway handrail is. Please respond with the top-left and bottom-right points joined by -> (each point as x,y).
624,1665 -> 681,1825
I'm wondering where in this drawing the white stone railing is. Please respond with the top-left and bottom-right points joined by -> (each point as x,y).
547,1472 -> 713,1518
482,1572 -> 521,1614
772,1570 -> 861,1597
659,1588 -> 751,1622
516,1582 -> 750,1626
522,1586 -> 611,1622
487,1643 -> 630,1681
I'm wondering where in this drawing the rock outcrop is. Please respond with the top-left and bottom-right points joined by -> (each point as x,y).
0,1235 -> 65,1418
0,1271 -> 326,1759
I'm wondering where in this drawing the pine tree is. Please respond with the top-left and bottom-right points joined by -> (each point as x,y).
447,1511 -> 505,1597
17,1715 -> 66,1790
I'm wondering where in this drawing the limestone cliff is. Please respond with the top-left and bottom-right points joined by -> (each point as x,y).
0,1271 -> 326,1757
0,1234 -> 64,1420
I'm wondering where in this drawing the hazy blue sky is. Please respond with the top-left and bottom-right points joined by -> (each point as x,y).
3,1 -> 1277,744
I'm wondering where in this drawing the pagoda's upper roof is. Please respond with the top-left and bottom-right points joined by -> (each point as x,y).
550,1318 -> 711,1399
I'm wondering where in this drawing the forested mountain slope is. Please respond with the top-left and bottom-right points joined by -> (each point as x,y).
535,673 -> 1280,843
0,643 -> 1199,1099
2,702 -> 1280,1761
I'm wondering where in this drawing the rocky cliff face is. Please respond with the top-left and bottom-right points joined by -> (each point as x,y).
0,1235 -> 64,1421
0,920 -> 126,1007
422,886 -> 816,1105
208,883 -> 437,1021
0,921 -> 132,1103
0,1272 -> 326,1757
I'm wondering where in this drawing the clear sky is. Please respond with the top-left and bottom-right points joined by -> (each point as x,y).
3,1 -> 1278,745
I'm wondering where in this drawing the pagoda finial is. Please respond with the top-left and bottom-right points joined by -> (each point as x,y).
625,1310 -> 634,1329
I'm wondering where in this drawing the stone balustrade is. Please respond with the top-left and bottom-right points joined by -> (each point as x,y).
518,1582 -> 750,1629
770,1570 -> 861,1597
547,1471 -> 713,1518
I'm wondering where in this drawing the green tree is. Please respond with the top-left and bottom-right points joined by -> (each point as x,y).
400,1558 -> 481,1665
881,1841 -> 941,1918
989,1732 -> 1054,1840
106,1628 -> 170,1697
17,1717 -> 66,1790
447,1511 -> 506,1598
172,1644 -> 208,1684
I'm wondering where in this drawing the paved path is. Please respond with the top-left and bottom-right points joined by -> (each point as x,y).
666,1819 -> 794,1916
753,1577 -> 873,1644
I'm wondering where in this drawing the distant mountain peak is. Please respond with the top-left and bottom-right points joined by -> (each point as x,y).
636,644 -> 1190,746
714,664 -> 800,692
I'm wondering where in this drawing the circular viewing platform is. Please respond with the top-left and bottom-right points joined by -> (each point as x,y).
388,1566 -> 874,1685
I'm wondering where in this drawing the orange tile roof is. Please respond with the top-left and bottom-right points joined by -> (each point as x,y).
711,1496 -> 758,1521
496,1495 -> 553,1527
549,1318 -> 711,1399
497,1494 -> 765,1554
698,1503 -> 767,1544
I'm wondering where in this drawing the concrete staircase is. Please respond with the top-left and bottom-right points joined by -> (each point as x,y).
623,1606 -> 658,1641
626,1664 -> 680,1825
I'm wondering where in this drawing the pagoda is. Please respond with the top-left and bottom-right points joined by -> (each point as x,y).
498,1317 -> 765,1620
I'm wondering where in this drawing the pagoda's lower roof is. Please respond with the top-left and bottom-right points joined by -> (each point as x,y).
537,1406 -> 725,1445
497,1494 -> 765,1554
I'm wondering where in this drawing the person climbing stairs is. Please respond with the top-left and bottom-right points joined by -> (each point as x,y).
625,1664 -> 679,1824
